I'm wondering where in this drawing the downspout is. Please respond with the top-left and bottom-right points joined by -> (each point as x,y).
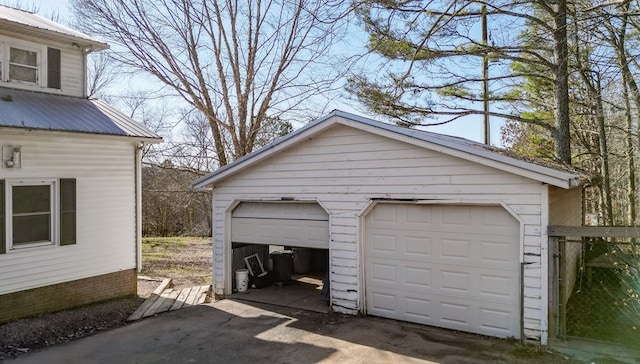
82,46 -> 94,98
135,142 -> 143,271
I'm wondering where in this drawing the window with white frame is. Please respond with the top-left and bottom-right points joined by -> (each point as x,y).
0,179 -> 76,253
9,46 -> 39,84
0,38 -> 61,89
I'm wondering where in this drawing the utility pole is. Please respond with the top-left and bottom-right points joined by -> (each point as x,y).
482,4 -> 490,145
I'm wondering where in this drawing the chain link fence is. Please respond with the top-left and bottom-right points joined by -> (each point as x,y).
559,237 -> 640,347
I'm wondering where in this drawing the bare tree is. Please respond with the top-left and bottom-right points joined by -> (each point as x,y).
71,0 -> 353,166
86,52 -> 117,99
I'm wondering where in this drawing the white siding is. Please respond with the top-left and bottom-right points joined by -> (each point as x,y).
212,124 -> 550,340
0,131 -> 137,294
0,29 -> 86,97
60,49 -> 85,97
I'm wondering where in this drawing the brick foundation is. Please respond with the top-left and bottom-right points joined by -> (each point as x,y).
0,269 -> 137,323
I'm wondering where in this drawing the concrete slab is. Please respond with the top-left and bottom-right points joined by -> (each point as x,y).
5,299 -> 577,364
230,275 -> 329,314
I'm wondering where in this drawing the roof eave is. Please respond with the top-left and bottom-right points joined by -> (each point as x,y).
0,19 -> 109,51
0,125 -> 163,142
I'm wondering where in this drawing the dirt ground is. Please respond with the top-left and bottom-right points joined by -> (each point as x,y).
139,237 -> 212,289
0,237 -> 211,360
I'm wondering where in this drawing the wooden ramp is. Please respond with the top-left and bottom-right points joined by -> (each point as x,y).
128,279 -> 211,321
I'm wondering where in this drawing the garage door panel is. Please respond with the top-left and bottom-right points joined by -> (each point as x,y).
368,286 -> 519,335
370,262 -> 397,284
231,217 -> 329,249
405,266 -> 431,289
231,202 -> 329,248
441,238 -> 472,260
406,236 -> 432,256
440,269 -> 471,293
365,203 -> 520,338
479,274 -> 519,299
367,257 -> 518,302
480,241 -> 516,265
371,234 -> 397,253
369,292 -> 397,314
232,201 -> 327,220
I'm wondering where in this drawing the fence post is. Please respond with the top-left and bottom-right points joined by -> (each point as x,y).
558,236 -> 566,339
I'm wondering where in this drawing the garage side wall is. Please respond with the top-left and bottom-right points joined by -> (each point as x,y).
212,123 -> 548,340
548,185 -> 582,332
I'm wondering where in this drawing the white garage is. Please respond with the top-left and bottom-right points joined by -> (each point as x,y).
364,203 -> 520,338
193,110 -> 582,344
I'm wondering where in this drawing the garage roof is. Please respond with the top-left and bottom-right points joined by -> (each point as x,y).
0,87 -> 162,142
193,110 -> 581,189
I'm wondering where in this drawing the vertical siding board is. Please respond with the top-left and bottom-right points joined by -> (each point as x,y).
0,133 -> 136,295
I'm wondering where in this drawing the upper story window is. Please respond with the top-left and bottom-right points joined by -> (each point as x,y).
9,46 -> 39,84
0,37 -> 61,89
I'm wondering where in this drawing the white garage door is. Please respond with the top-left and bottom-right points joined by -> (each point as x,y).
365,203 -> 520,338
231,202 -> 329,249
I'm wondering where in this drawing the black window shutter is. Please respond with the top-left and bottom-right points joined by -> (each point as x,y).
0,180 -> 5,254
60,178 -> 76,246
47,48 -> 61,89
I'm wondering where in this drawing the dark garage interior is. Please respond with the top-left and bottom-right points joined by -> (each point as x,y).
230,243 -> 330,313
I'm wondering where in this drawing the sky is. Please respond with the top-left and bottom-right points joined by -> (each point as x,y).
18,0 -> 503,145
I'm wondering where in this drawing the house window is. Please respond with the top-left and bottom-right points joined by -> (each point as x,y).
0,179 -> 76,253
12,182 -> 53,246
47,47 -> 61,89
0,38 -> 61,89
9,46 -> 39,84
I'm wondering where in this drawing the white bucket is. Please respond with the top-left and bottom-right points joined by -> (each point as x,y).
235,269 -> 249,293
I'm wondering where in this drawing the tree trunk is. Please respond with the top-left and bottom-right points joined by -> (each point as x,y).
623,77 -> 637,225
553,0 -> 571,164
594,76 -> 613,225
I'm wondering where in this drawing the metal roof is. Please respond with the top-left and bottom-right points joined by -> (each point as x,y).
193,110 -> 581,189
0,5 -> 108,50
0,87 -> 161,141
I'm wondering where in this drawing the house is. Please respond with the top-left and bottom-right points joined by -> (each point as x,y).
0,5 -> 161,322
193,110 -> 582,344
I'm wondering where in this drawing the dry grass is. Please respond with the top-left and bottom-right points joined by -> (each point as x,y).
140,237 -> 212,289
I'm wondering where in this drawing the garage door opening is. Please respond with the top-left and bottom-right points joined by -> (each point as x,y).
228,202 -> 330,313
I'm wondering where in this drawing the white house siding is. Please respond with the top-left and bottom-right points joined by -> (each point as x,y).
1,29 -> 85,97
59,48 -> 85,97
0,130 -> 137,295
212,123 -> 550,340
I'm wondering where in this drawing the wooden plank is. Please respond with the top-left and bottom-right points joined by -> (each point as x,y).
153,278 -> 173,295
170,287 -> 192,311
155,290 -> 180,314
143,293 -> 171,318
195,285 -> 211,304
127,294 -> 160,321
184,286 -> 201,306
548,225 -> 640,238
